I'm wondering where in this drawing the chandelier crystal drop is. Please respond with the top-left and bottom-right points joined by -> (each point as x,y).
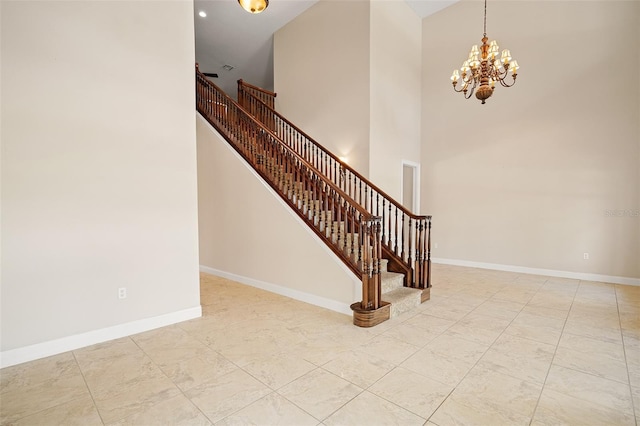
238,0 -> 269,14
450,0 -> 519,104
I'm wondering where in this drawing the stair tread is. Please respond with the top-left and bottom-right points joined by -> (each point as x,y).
381,270 -> 403,279
383,287 -> 423,318
383,286 -> 422,299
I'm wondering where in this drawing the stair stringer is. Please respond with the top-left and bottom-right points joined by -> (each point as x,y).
197,114 -> 362,314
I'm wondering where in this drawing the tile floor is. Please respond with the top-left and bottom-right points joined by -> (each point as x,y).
1,264 -> 639,425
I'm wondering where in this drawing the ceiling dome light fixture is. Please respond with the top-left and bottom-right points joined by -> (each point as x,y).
238,0 -> 269,14
450,0 -> 519,104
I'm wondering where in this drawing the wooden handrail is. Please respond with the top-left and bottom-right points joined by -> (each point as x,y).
237,85 -> 432,291
238,79 -> 277,98
197,66 -> 387,317
240,92 -> 426,220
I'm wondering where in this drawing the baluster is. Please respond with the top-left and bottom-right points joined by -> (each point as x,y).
381,199 -> 386,245
290,159 -> 296,203
349,207 -> 356,261
348,172 -> 352,201
407,218 -> 413,285
332,162 -> 337,187
293,162 -> 299,205
301,167 -> 308,215
401,213 -> 406,262
387,203 -> 392,250
299,164 -> 305,209
323,152 -> 328,177
394,207 -> 399,255
341,200 -> 349,252
356,213 -> 362,265
312,177 -> 319,225
415,220 -> 423,290
336,194 -> 342,249
364,186 -> 369,214
321,181 -> 329,231
330,190 -> 337,242
300,166 -> 307,216
292,126 -> 296,151
311,145 -> 315,170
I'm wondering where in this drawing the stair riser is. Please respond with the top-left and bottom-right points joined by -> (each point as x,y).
381,273 -> 404,293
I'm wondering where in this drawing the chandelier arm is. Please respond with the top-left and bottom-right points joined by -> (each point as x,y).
452,83 -> 467,93
498,76 -> 516,88
463,79 -> 477,99
464,88 -> 474,99
494,67 -> 508,79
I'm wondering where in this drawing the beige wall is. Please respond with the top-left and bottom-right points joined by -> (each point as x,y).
274,0 -> 371,177
1,1 -> 200,353
197,115 -> 360,307
274,0 -> 423,201
422,1 -> 639,279
370,0 -> 422,200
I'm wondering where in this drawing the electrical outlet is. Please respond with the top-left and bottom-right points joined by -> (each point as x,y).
434,243 -> 439,249
583,253 -> 589,260
118,287 -> 127,299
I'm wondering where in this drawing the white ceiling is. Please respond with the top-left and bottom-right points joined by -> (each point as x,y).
194,0 -> 458,97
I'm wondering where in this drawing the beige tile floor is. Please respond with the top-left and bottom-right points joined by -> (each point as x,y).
1,264 -> 639,425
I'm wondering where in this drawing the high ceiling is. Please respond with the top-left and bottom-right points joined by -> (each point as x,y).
194,0 -> 458,97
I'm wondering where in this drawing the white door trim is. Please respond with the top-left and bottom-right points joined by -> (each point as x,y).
401,160 -> 420,214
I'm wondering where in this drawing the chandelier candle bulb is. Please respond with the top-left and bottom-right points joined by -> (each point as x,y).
450,0 -> 519,104
502,50 -> 512,64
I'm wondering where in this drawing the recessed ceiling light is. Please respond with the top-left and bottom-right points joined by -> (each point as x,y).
198,11 -> 207,17
222,65 -> 234,71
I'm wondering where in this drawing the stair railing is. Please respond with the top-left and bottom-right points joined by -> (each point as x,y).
198,66 -> 390,325
237,84 -> 432,292
238,79 -> 276,109
238,79 -> 277,132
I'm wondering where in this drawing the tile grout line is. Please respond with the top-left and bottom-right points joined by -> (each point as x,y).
128,335 -> 217,425
429,276 -> 543,423
614,285 -> 639,426
72,349 -> 108,426
527,278 -> 580,426
417,276 -> 543,423
1,353 -> 105,426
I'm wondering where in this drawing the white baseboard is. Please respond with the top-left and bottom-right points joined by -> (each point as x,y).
0,306 -> 202,369
431,257 -> 640,287
200,265 -> 353,316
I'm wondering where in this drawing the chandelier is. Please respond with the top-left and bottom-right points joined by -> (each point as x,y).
238,0 -> 268,14
450,0 -> 519,104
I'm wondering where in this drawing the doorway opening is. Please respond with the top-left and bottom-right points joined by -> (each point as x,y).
401,161 -> 420,214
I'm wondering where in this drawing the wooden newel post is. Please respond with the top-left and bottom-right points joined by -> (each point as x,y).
351,217 -> 390,327
426,216 -> 432,289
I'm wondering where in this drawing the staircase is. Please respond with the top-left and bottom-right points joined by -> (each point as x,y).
197,65 -> 431,326
288,176 -> 424,321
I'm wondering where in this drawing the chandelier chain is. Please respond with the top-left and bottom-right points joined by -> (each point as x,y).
483,0 -> 487,38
